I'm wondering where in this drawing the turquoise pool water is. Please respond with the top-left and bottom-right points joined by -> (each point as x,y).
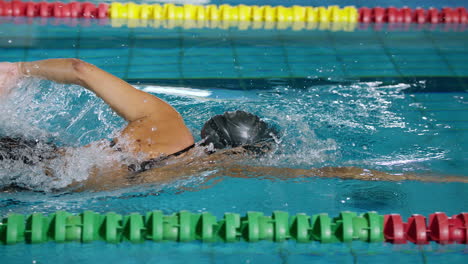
1,4 -> 468,264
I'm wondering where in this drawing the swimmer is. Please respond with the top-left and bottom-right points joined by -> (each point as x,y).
0,59 -> 466,191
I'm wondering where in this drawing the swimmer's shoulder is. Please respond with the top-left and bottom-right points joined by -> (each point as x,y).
118,116 -> 194,159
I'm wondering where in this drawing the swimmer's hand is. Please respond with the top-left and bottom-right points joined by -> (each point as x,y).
0,62 -> 21,98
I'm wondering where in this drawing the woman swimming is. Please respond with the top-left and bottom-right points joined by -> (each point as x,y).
0,59 -> 466,191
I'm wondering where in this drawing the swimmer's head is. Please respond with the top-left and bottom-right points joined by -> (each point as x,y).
200,111 -> 278,153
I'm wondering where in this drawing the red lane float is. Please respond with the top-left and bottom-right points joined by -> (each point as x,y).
359,7 -> 371,23
0,0 -> 100,18
458,8 -> 468,24
3,0 -> 13,16
373,7 -> 385,23
384,214 -> 406,244
429,212 -> 450,244
401,7 -> 413,23
414,8 -> 426,24
53,2 -> 68,18
69,2 -> 81,18
442,8 -> 455,23
25,2 -> 36,17
12,0 -> 24,16
39,2 -> 50,17
82,2 -> 96,18
406,214 -> 429,244
384,212 -> 468,244
358,6 -> 468,24
451,213 -> 468,244
387,7 -> 400,23
97,3 -> 107,19
428,8 -> 439,24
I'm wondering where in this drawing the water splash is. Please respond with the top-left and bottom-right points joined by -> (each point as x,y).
174,81 -> 414,168
0,77 -> 457,192
0,78 -> 128,191
0,78 -> 124,145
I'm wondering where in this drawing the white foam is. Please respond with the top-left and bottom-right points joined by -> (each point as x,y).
0,78 -> 130,191
374,149 -> 448,166
140,85 -> 212,97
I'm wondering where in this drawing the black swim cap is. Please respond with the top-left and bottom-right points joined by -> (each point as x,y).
200,111 -> 278,150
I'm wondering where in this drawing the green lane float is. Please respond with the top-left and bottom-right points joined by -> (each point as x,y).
1,211 -> 467,245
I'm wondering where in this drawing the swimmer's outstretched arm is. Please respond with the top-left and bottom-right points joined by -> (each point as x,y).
72,160 -> 467,191
14,59 -> 193,156
183,150 -> 467,183
218,165 -> 468,183
18,59 -> 166,121
120,161 -> 468,190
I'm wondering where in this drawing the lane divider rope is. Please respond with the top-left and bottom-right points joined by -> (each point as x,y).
0,210 -> 466,245
0,1 -> 467,25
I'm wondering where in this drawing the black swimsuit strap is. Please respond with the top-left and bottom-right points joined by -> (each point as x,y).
168,144 -> 196,157
128,144 -> 196,173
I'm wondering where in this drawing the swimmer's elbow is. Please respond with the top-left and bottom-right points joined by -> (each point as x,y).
69,58 -> 93,87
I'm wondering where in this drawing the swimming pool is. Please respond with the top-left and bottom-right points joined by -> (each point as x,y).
1,0 -> 467,263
